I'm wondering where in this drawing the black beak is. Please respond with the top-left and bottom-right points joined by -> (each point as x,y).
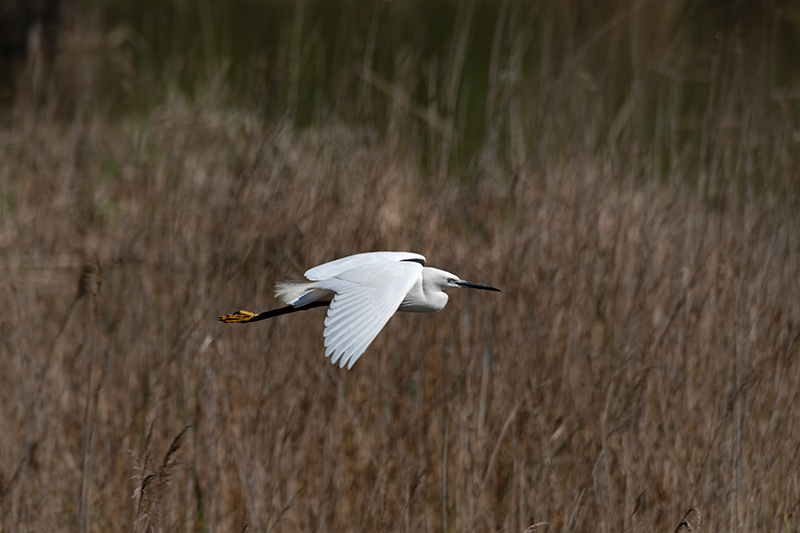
457,280 -> 502,292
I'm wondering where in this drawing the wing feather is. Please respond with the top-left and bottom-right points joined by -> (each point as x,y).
305,252 -> 426,281
330,316 -> 381,368
326,311 -> 385,366
316,260 -> 423,368
325,307 -> 385,367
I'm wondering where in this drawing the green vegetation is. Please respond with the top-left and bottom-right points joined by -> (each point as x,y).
1,1 -> 799,531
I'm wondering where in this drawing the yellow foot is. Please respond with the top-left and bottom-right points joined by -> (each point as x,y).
217,310 -> 257,323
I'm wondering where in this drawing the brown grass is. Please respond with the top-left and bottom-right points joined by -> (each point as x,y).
2,3 -> 800,532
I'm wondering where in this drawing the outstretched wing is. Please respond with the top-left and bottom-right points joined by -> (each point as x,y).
305,251 -> 426,281
316,260 -> 423,369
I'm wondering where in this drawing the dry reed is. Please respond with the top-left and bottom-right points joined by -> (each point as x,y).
1,2 -> 799,532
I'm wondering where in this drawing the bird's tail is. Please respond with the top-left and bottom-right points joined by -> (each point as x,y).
275,281 -> 332,306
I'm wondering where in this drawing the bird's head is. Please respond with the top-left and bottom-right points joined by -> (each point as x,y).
428,268 -> 501,293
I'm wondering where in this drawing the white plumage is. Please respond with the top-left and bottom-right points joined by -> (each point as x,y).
219,251 -> 500,369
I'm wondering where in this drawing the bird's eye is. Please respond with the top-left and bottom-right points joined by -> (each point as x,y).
447,277 -> 455,283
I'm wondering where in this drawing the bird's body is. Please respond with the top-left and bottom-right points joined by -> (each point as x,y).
218,251 -> 500,369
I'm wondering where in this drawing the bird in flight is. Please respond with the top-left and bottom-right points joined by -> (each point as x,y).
218,251 -> 501,369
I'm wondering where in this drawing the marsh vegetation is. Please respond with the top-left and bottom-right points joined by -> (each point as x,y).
1,1 -> 800,531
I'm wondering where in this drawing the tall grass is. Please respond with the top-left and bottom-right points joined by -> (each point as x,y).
1,1 -> 799,531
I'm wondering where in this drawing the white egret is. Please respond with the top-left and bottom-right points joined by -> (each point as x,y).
218,251 -> 501,369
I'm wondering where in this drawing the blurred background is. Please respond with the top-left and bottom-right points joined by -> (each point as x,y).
1,0 -> 800,531
4,0 -> 800,178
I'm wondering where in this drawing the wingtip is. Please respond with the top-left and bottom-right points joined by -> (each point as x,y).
325,346 -> 361,370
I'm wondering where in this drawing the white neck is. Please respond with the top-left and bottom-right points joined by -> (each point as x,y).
398,267 -> 451,313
